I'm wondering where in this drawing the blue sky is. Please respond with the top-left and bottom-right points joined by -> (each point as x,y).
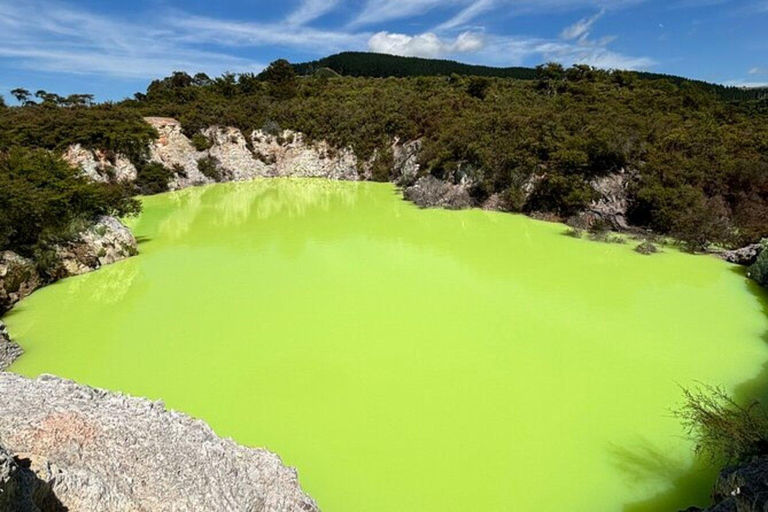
1,0 -> 767,101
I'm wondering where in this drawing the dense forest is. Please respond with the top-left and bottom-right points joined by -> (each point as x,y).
2,58 -> 768,261
294,52 -> 768,102
292,52 -> 539,80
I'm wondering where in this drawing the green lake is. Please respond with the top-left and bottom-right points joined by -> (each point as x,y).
6,179 -> 768,511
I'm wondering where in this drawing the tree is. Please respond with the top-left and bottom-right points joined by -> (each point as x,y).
259,59 -> 298,100
35,90 -> 63,106
10,88 -> 33,106
466,77 -> 491,100
535,63 -> 565,96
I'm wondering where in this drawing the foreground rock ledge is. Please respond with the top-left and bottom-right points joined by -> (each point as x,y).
0,373 -> 318,512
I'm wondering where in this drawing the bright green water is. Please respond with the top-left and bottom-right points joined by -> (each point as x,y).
6,179 -> 768,511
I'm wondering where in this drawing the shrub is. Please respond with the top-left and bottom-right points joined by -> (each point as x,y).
197,156 -> 223,181
135,162 -> 172,195
525,175 -> 597,218
0,147 -> 140,255
191,133 -> 213,151
564,228 -> 583,238
675,385 -> 768,464
748,240 -> 768,287
635,241 -> 659,255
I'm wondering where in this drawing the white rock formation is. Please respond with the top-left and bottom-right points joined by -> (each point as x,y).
64,144 -> 138,183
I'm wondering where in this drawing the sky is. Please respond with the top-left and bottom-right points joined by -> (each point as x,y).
1,0 -> 767,102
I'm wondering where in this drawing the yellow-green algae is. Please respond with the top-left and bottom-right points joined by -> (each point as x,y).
6,179 -> 768,512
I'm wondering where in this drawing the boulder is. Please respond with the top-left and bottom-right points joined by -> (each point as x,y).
683,457 -> 768,512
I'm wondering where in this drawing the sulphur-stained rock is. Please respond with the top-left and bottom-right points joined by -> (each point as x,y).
251,130 -> 360,181
144,117 -> 212,189
0,251 -> 41,315
403,175 -> 475,210
53,216 -> 138,279
0,321 -> 23,371
63,144 -> 138,183
0,373 -> 319,512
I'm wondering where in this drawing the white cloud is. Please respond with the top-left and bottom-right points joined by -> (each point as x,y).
286,0 -> 341,26
0,1 -> 263,78
560,9 -> 605,40
351,0 -> 461,28
749,67 -> 767,75
170,15 -> 368,52
0,0 -> 656,84
437,0 -> 496,30
368,31 -> 484,58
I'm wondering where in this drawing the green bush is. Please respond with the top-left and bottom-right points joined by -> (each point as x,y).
191,132 -> 213,151
0,147 -> 140,255
524,175 -> 597,218
635,241 -> 659,255
135,162 -> 173,194
748,240 -> 768,287
197,156 -> 223,181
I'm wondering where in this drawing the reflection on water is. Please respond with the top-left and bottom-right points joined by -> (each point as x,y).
7,179 -> 768,512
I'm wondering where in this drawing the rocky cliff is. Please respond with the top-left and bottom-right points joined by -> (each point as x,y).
0,373 -> 318,512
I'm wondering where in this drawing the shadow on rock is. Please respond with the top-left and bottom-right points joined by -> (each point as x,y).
1,445 -> 68,512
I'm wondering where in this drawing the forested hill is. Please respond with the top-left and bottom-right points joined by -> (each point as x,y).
294,52 -> 768,102
292,52 -> 538,80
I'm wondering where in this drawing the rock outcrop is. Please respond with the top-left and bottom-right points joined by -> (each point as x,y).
403,176 -> 475,210
684,457 -> 768,512
251,130 -> 359,181
0,373 -> 318,512
51,216 -> 138,279
63,144 -> 137,184
391,138 -> 422,185
587,170 -> 632,230
720,243 -> 764,266
0,252 -> 40,314
145,117 -> 212,189
0,321 -> 22,372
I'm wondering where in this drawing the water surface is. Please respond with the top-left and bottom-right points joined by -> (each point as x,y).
6,179 -> 768,511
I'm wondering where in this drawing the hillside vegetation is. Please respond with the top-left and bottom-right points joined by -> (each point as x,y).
2,59 -> 768,254
293,52 -> 768,102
